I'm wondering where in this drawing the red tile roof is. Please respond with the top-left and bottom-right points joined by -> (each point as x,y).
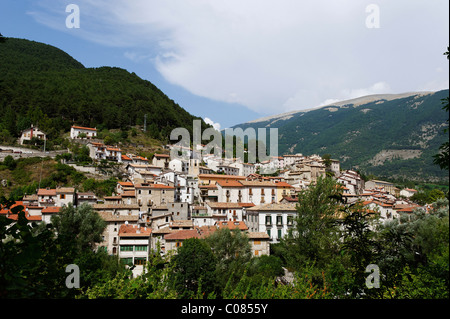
216,180 -> 243,187
275,182 -> 293,188
72,125 -> 97,131
216,221 -> 248,231
37,189 -> 57,196
41,206 -> 61,214
118,224 -> 151,237
0,201 -> 42,221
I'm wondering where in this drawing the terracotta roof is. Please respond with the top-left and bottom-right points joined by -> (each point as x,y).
207,202 -> 244,209
171,220 -> 193,228
216,180 -> 243,187
119,224 -> 151,237
0,202 -> 42,221
247,232 -> 270,239
98,211 -> 140,221
118,181 -> 134,187
240,181 -> 277,187
93,204 -> 140,209
275,182 -> 293,188
153,153 -> 170,158
150,184 -> 174,189
121,155 -> 132,161
37,189 -> 57,196
238,202 -> 256,208
134,156 -> 149,161
56,187 -> 75,193
71,125 -> 96,131
198,185 -> 218,189
216,221 -> 248,231
198,174 -> 246,180
121,191 -> 136,197
247,203 -> 297,211
281,196 -> 298,202
41,206 -> 61,214
0,201 -> 25,215
164,229 -> 207,240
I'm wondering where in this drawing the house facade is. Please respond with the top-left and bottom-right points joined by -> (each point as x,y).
19,125 -> 46,145
246,203 -> 297,243
70,125 -> 97,139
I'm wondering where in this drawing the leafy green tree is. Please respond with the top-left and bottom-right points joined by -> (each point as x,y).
169,238 -> 217,298
2,155 -> 16,170
281,176 -> 342,270
247,255 -> 284,278
0,197 -> 68,298
50,203 -> 106,254
205,228 -> 252,292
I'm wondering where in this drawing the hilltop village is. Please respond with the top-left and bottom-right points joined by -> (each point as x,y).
1,125 -> 426,277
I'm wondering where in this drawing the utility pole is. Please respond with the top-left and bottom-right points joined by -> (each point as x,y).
143,114 -> 147,132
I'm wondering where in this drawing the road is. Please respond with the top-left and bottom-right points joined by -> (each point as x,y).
0,145 -> 68,161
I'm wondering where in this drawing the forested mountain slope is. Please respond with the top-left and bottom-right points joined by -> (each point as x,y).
0,38 -> 208,142
232,90 -> 449,182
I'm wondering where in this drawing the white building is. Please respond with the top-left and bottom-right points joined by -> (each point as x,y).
400,188 -> 418,198
246,203 -> 297,243
19,125 -> 46,145
87,142 -> 122,163
118,224 -> 152,277
70,125 -> 97,139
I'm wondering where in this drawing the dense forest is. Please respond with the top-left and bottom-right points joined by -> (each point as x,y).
0,37 -> 210,144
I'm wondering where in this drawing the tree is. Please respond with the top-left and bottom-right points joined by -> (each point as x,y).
205,228 -> 252,291
50,203 -> 106,254
281,176 -> 342,270
0,197 -> 68,298
2,155 -> 16,170
169,238 -> 217,298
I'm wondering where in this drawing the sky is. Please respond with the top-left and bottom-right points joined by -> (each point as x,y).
1,0 -> 449,130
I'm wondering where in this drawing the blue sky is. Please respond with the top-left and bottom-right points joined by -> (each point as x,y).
1,0 -> 449,130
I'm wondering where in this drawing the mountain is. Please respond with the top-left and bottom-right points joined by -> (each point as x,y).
231,90 -> 449,182
0,37 -> 208,142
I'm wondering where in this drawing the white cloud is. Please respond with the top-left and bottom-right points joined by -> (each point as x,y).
203,117 -> 221,131
31,0 -> 450,116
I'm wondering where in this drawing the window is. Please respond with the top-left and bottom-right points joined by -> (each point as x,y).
277,229 -> 282,239
287,216 -> 293,225
60,194 -> 65,199
265,216 -> 272,225
120,258 -> 133,266
254,240 -> 261,245
267,229 -> 271,237
176,241 -> 182,247
135,245 -> 148,251
134,257 -> 147,265
276,216 -> 282,226
120,245 -> 134,252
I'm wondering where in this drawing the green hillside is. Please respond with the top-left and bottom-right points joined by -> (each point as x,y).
0,37 -> 209,144
232,90 -> 449,182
